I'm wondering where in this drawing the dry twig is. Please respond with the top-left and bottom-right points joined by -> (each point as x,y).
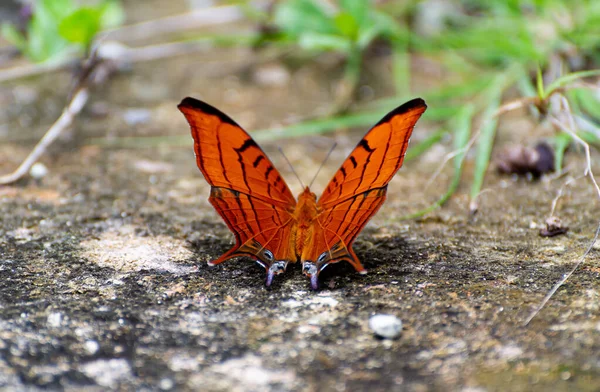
0,52 -> 104,185
523,95 -> 600,325
524,222 -> 600,326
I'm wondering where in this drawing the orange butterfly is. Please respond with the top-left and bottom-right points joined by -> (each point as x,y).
178,97 -> 427,289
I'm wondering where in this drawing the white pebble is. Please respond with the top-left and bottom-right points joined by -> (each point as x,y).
369,314 -> 403,339
253,63 -> 290,87
29,162 -> 48,179
47,312 -> 62,327
159,378 -> 175,390
84,340 -> 100,355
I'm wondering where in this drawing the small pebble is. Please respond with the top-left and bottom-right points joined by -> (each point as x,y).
84,340 -> 100,355
369,314 -> 403,339
253,63 -> 290,87
29,162 -> 48,179
47,312 -> 62,328
159,378 -> 175,390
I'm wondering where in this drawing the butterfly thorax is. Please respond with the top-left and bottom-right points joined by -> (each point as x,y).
292,187 -> 319,258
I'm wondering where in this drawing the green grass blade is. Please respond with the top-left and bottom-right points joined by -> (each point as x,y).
404,128 -> 446,162
452,105 -> 474,171
253,110 -> 378,141
536,66 -> 545,99
517,71 -> 536,98
569,88 -> 600,123
579,130 -> 600,145
469,79 -> 503,203
544,69 -> 600,98
553,132 -> 572,172
392,39 -> 410,97
400,104 -> 474,220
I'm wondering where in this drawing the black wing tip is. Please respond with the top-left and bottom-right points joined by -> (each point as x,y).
375,97 -> 427,127
178,96 -> 239,126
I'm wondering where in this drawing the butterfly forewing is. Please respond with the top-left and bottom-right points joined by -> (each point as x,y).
318,98 -> 427,209
178,98 -> 296,208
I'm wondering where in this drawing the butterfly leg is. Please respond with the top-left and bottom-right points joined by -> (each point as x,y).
344,247 -> 368,275
266,260 -> 288,286
207,245 -> 240,266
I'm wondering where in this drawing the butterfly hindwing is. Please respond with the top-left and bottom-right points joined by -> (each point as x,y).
208,187 -> 295,267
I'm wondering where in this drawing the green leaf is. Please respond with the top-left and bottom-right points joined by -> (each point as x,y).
58,8 -> 102,46
339,0 -> 368,28
1,24 -> 27,51
334,12 -> 358,39
356,23 -> 384,49
41,0 -> 76,20
273,0 -> 336,37
517,71 -> 537,98
298,32 -> 351,52
453,105 -> 474,172
100,0 -> 125,28
28,14 -> 69,62
368,9 -> 404,40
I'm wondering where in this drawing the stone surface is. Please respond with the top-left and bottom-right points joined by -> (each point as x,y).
1,24 -> 600,392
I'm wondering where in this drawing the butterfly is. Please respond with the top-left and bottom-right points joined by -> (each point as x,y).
178,97 -> 427,289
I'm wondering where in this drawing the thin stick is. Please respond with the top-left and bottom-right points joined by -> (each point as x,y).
550,98 -> 600,199
493,96 -> 538,117
0,55 -> 100,185
548,174 -> 584,218
523,94 -> 600,325
523,221 -> 600,326
102,4 -> 248,42
0,57 -> 76,83
423,131 -> 480,192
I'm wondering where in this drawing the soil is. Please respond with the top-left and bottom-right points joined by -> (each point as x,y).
1,25 -> 599,392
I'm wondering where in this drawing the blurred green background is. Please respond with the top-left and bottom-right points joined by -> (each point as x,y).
2,0 -> 599,215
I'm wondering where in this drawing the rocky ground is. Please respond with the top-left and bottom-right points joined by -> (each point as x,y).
1,41 -> 599,391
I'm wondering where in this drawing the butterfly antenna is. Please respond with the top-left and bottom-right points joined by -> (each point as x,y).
309,142 -> 337,189
278,147 -> 305,189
